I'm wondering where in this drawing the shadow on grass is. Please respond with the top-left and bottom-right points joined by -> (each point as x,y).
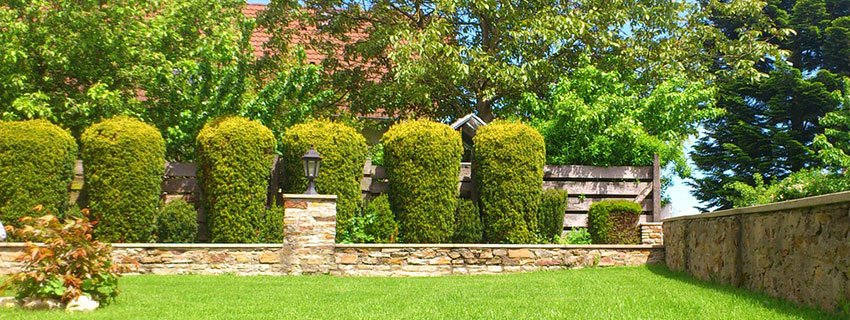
645,264 -> 843,320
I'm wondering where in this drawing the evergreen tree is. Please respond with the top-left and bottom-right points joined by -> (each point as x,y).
690,0 -> 849,210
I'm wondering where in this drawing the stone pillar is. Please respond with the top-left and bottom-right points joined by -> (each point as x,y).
640,222 -> 663,245
281,194 -> 337,275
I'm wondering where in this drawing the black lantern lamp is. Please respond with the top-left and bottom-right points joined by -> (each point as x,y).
301,145 -> 322,194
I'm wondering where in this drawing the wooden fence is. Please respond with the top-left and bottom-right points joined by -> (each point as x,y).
69,155 -> 661,231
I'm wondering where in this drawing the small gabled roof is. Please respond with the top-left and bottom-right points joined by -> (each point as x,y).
451,113 -> 487,132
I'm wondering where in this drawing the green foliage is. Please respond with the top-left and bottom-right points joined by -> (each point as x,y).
474,121 -> 545,244
692,0 -> 850,210
537,190 -> 569,242
382,120 -> 462,243
526,65 -> 718,173
362,195 -> 398,244
260,0 -> 788,121
81,116 -> 165,243
726,169 -> 850,207
260,206 -> 286,243
0,0 -> 333,160
368,143 -> 384,167
280,120 -> 368,241
0,119 -> 77,232
452,199 -> 483,243
587,200 -> 642,244
555,228 -> 592,245
1,210 -> 120,305
196,116 -> 276,243
155,199 -> 198,243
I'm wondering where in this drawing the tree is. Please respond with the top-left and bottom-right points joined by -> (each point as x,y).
690,0 -> 850,210
0,0 -> 333,160
524,64 -> 719,172
259,0 -> 789,122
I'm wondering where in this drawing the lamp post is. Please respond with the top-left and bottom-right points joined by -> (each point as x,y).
301,145 -> 322,194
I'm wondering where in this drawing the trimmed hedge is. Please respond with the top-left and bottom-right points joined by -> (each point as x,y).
587,200 -> 642,244
382,120 -> 462,243
156,199 -> 198,243
473,120 -> 545,244
452,199 -> 483,243
81,116 -> 165,242
0,120 -> 77,231
363,194 -> 398,243
260,206 -> 286,243
196,116 -> 276,243
538,189 -> 569,242
280,120 -> 368,241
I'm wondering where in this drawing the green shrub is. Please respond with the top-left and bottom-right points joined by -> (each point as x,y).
538,189 -> 569,242
81,116 -> 165,242
363,195 -> 398,243
726,169 -> 850,207
556,227 -> 592,245
473,120 -> 545,244
382,120 -> 462,243
0,120 -> 77,232
452,199 -> 482,243
260,206 -> 286,243
280,120 -> 368,241
156,199 -> 198,243
587,200 -> 641,244
196,116 -> 276,243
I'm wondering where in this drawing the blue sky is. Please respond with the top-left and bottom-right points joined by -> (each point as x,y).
241,0 -> 706,216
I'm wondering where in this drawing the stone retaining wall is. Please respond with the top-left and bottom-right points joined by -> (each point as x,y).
664,191 -> 850,312
332,244 -> 663,276
0,243 -> 663,276
640,223 -> 663,245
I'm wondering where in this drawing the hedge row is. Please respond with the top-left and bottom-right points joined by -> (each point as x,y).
587,200 -> 642,244
0,120 -> 77,233
382,120 -> 463,243
474,121 -> 546,244
196,116 -> 276,243
82,116 -> 165,242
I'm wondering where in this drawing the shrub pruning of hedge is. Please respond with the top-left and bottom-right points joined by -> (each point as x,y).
156,199 -> 198,243
0,120 -> 77,232
474,120 -> 545,244
196,116 -> 275,243
538,189 -> 569,242
587,200 -> 642,244
363,194 -> 398,243
82,116 -> 165,242
280,119 -> 368,241
382,120 -> 462,243
452,199 -> 483,243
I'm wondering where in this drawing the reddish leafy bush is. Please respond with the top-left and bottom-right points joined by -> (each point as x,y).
0,207 -> 121,305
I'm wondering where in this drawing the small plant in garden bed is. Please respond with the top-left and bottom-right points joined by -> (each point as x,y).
555,228 -> 592,245
0,207 -> 121,311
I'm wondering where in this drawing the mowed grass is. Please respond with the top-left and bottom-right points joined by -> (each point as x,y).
0,265 -> 840,320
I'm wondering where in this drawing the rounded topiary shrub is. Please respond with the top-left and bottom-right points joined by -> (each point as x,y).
280,119 -> 368,241
452,199 -> 482,243
0,120 -> 77,231
473,120 -> 545,244
156,199 -> 198,243
538,189 -> 569,242
82,116 -> 165,242
363,194 -> 398,243
587,200 -> 642,244
382,120 -> 462,243
196,116 -> 276,243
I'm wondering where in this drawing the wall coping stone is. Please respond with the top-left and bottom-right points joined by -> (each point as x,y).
282,194 -> 338,200
640,222 -> 663,226
662,191 -> 850,222
336,243 -> 662,249
0,243 -> 663,250
0,243 -> 284,249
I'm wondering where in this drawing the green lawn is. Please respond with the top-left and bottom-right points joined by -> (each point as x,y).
0,265 -> 839,320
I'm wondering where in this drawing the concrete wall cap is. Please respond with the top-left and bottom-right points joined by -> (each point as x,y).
282,194 -> 338,200
663,191 -> 850,222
